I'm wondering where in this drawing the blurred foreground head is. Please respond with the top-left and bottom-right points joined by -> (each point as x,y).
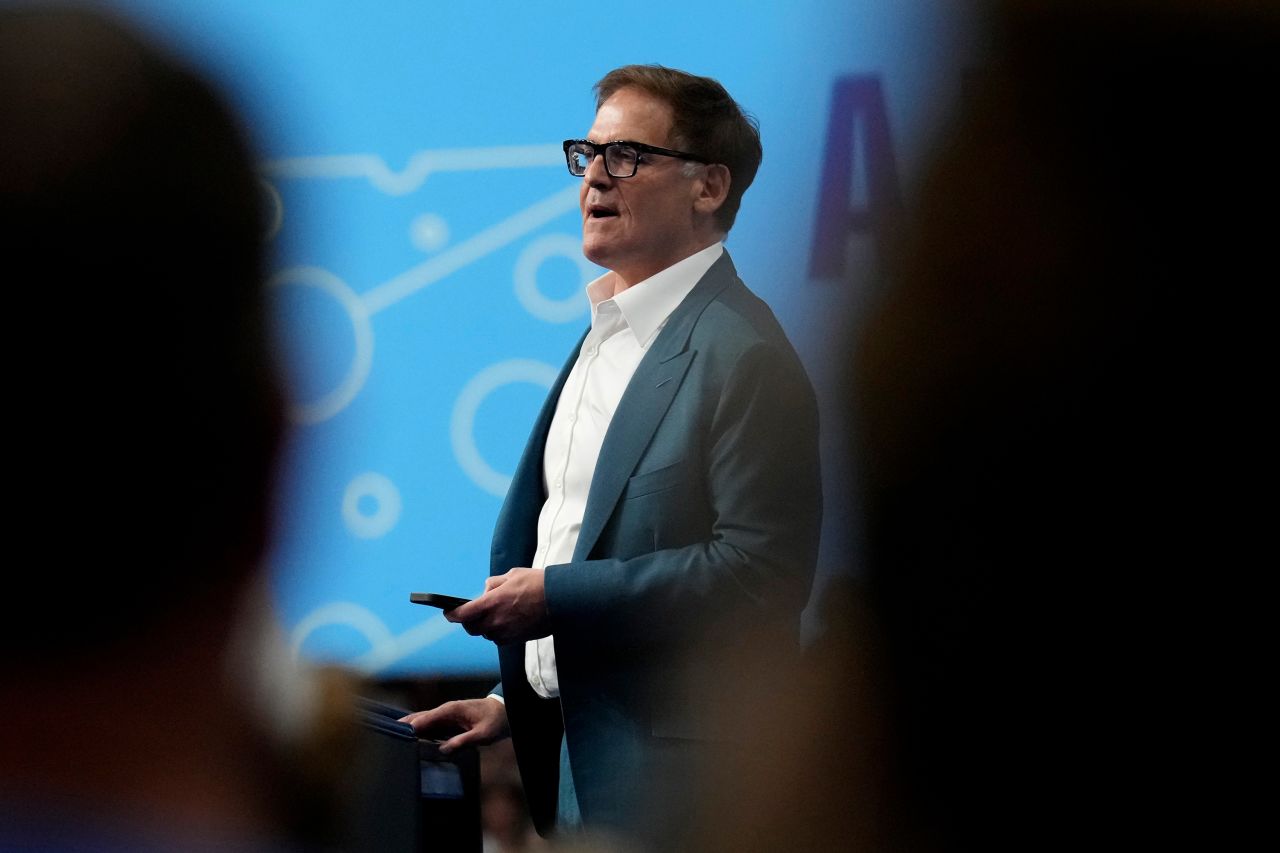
0,4 -> 309,843
0,5 -> 281,664
855,0 -> 1276,848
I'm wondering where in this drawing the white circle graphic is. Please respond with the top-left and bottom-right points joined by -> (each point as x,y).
289,601 -> 395,664
514,233 -> 593,323
451,359 -> 558,497
269,266 -> 374,424
342,471 -> 402,539
410,212 -> 450,252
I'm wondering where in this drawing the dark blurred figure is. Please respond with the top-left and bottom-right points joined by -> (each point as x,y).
856,1 -> 1275,848
0,5 -> 302,849
685,1 -> 1276,850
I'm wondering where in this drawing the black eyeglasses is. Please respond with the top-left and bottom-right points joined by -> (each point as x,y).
562,139 -> 708,178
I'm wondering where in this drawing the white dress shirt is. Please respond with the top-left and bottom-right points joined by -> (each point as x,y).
522,241 -> 724,699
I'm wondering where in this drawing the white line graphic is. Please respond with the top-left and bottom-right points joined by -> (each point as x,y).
361,184 -> 580,315
289,600 -> 471,674
266,163 -> 579,423
290,601 -> 396,662
354,616 -> 460,672
263,144 -> 564,196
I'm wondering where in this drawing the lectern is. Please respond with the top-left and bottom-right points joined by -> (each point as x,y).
352,697 -> 482,852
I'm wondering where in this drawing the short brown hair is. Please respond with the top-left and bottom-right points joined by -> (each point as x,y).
595,64 -> 762,233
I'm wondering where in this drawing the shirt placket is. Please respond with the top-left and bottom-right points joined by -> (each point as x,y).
538,332 -> 598,566
529,308 -> 621,695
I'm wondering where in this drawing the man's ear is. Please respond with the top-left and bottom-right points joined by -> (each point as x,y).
693,163 -> 731,218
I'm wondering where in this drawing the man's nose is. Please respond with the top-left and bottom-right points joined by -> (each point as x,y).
584,151 -> 612,188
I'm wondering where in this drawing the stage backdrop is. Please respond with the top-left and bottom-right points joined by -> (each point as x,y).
103,0 -> 973,675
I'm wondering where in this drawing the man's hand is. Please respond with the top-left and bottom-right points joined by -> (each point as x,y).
399,698 -> 509,754
445,567 -> 549,644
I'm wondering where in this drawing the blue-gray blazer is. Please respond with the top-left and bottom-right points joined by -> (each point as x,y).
490,251 -> 822,836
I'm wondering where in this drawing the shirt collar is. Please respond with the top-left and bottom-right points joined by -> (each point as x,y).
584,242 -> 724,348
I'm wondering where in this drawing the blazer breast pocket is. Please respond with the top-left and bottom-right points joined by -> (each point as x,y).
623,461 -> 685,500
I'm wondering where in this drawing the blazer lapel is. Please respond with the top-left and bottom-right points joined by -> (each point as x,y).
572,252 -> 739,561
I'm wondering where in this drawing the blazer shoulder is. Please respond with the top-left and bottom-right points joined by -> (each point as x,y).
694,276 -> 811,378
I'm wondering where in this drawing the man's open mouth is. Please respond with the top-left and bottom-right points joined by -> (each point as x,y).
588,204 -> 618,219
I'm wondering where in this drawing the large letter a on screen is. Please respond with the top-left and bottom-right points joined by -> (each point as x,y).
809,75 -> 901,280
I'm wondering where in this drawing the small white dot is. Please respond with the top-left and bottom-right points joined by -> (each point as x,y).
410,213 -> 449,252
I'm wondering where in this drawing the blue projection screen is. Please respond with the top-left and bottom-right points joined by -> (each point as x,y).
98,0 -> 971,675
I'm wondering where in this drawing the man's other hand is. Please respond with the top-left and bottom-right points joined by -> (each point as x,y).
446,567 -> 550,644
399,698 -> 509,754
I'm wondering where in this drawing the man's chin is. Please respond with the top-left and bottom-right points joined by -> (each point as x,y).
580,239 -> 615,269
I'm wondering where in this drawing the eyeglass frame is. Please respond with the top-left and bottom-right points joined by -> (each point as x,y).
562,138 -> 709,178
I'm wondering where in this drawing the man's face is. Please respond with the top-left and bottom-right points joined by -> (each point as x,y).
579,87 -> 703,286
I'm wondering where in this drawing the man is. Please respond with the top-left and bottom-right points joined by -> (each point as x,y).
403,65 -> 821,842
